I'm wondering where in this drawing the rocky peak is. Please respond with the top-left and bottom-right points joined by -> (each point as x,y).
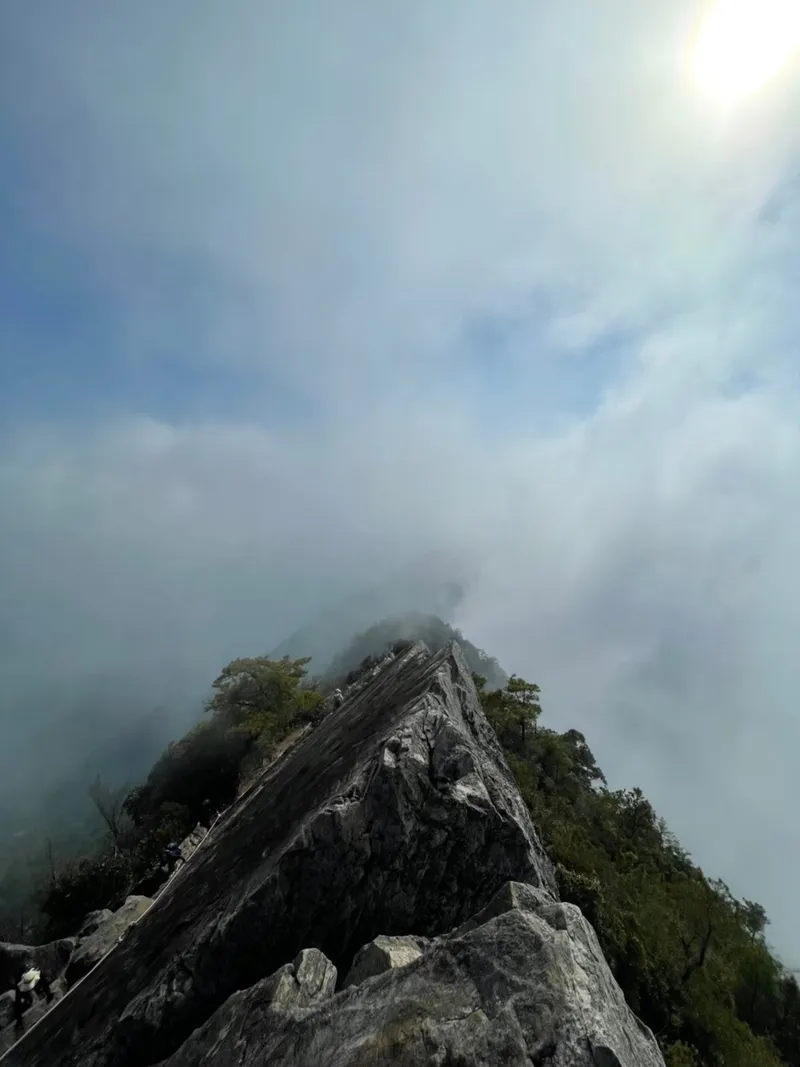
3,642 -> 664,1067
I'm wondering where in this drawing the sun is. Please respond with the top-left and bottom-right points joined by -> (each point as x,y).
691,0 -> 800,103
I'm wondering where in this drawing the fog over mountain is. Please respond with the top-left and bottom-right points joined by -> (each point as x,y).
2,0 -> 800,970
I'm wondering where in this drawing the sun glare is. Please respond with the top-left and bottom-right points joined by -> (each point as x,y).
691,0 -> 800,103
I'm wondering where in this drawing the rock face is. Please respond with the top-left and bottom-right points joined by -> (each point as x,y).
3,641 -> 662,1067
65,897 -> 153,987
159,881 -> 665,1067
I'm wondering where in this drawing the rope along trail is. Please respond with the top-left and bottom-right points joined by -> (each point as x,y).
0,810 -> 225,1063
0,725 -> 312,1061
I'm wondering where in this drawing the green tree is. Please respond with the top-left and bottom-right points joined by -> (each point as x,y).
206,655 -> 322,741
481,674 -> 542,754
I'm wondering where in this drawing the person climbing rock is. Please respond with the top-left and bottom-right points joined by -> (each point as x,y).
333,688 -> 344,709
162,841 -> 183,874
13,962 -> 53,1030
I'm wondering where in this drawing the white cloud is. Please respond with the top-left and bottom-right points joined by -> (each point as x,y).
3,0 -> 800,961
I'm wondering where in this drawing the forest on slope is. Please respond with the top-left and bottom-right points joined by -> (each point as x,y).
1,620 -> 797,1066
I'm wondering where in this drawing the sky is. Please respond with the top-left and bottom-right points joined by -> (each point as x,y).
2,0 -> 800,961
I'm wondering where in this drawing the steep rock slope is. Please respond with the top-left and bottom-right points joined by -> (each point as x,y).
5,642 -> 554,1067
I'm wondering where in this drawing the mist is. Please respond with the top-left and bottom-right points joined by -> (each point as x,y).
2,0 -> 800,963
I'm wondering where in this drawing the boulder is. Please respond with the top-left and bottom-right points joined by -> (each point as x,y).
343,934 -> 429,988
260,948 -> 337,1010
8,642 -> 554,1067
158,881 -> 665,1067
65,897 -> 152,987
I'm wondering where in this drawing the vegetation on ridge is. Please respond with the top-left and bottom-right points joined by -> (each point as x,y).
474,671 -> 800,1067
1,654 -> 322,942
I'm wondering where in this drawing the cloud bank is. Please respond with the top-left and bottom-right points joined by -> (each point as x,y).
2,0 -> 800,960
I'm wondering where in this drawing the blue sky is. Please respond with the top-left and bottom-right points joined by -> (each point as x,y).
3,0 -> 800,963
0,168 -> 301,426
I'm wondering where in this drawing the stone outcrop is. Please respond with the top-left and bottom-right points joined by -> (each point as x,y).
343,933 -> 429,988
3,641 -> 664,1067
159,881 -> 664,1067
65,897 -> 152,987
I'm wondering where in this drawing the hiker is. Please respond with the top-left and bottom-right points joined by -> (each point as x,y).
13,962 -> 53,1029
332,688 -> 344,709
162,842 -> 183,874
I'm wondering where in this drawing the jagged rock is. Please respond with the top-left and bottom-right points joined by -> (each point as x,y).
154,948 -> 338,1066
8,642 -> 554,1067
124,949 -> 337,1067
343,934 -> 429,988
261,948 -> 338,1010
449,878 -> 555,938
147,949 -> 337,1067
78,910 -> 114,938
0,939 -> 75,995
158,881 -> 665,1067
65,897 -> 152,987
